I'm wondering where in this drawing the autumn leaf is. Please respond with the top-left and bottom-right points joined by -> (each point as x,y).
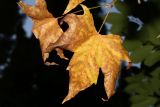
18,0 -> 131,104
62,34 -> 131,103
54,5 -> 131,103
18,0 -> 65,64
46,5 -> 97,52
63,0 -> 85,14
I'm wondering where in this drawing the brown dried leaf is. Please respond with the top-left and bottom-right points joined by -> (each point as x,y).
18,0 -> 131,104
45,5 -> 130,103
63,0 -> 85,14
46,5 -> 96,52
18,0 -> 52,19
18,0 -> 63,64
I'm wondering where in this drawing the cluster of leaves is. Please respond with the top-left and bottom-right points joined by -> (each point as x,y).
106,0 -> 160,107
18,0 -> 131,104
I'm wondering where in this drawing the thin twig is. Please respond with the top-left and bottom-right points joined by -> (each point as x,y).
98,0 -> 117,33
57,1 -> 116,19
98,9 -> 111,33
72,3 -> 112,14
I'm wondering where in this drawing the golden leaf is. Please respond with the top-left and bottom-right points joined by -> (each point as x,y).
61,5 -> 131,103
18,0 -> 131,104
63,34 -> 131,103
63,0 -> 85,14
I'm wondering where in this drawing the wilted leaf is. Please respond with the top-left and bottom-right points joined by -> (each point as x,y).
18,0 -> 131,103
63,0 -> 85,14
18,0 -> 64,64
46,5 -> 97,52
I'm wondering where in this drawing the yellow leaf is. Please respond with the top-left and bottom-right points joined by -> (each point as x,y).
62,5 -> 131,103
18,0 -> 131,103
63,0 -> 85,14
63,34 -> 131,103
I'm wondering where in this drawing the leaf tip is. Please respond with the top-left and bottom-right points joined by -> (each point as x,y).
62,95 -> 72,104
17,1 -> 24,8
127,62 -> 132,70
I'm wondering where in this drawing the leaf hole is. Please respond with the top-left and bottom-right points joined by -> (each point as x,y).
59,20 -> 69,32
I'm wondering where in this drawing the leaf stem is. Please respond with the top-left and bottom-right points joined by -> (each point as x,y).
72,3 -> 113,14
98,9 -> 111,33
57,0 -> 116,19
98,0 -> 117,33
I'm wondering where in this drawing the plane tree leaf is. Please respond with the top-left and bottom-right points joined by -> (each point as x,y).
18,0 -> 131,103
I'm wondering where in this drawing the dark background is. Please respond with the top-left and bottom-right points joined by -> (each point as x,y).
0,0 -> 160,107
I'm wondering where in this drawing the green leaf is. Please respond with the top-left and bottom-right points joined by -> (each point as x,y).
114,1 -> 130,16
131,96 -> 158,107
125,78 -> 154,95
136,18 -> 160,45
125,83 -> 149,95
130,95 -> 152,103
147,25 -> 160,45
157,35 -> 160,38
106,13 -> 127,35
126,73 -> 144,83
131,45 -> 153,63
140,81 -> 155,95
106,1 -> 131,35
150,77 -> 160,95
124,40 -> 142,51
144,51 -> 160,66
151,67 -> 160,78
125,83 -> 140,93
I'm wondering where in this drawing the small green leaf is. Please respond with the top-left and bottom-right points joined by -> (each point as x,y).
130,95 -> 151,103
125,79 -> 154,95
125,83 -> 148,95
131,45 -> 153,63
144,51 -> 160,66
135,18 -> 160,44
131,96 -> 158,107
157,34 -> 160,38
114,1 -> 130,15
124,40 -> 142,51
150,77 -> 160,95
151,67 -> 160,78
126,73 -> 144,83
106,13 -> 127,35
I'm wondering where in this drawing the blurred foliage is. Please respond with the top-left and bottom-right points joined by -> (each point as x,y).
106,0 -> 160,107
